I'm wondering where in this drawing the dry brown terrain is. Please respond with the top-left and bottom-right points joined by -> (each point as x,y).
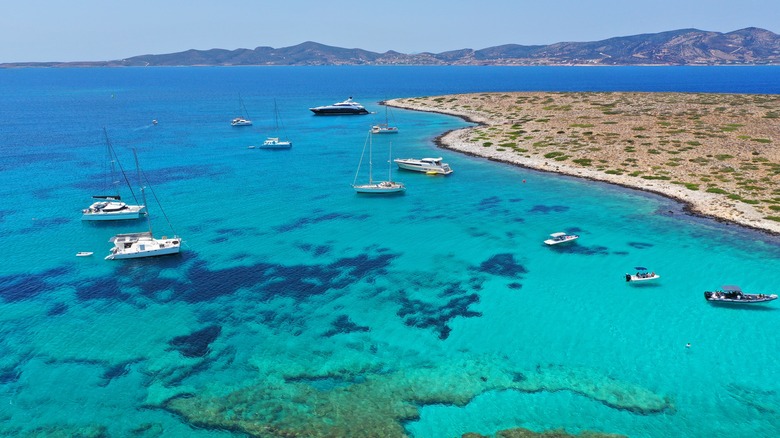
388,92 -> 780,234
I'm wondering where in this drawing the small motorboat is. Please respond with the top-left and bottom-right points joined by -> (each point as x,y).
626,266 -> 660,282
544,232 -> 579,245
704,285 -> 777,304
76,252 -> 94,257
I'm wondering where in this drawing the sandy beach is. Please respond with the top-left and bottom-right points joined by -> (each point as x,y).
387,92 -> 780,235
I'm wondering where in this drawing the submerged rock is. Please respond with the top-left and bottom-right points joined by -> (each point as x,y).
163,357 -> 671,437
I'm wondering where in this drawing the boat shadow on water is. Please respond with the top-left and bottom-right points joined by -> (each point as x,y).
707,302 -> 777,311
626,282 -> 663,288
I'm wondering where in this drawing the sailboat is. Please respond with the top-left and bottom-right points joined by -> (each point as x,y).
82,128 -> 146,221
231,94 -> 253,126
105,149 -> 182,260
260,99 -> 292,149
371,104 -> 398,134
352,130 -> 405,194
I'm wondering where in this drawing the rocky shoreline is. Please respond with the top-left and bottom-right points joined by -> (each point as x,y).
387,92 -> 780,235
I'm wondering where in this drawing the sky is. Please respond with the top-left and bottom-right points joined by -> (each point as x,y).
2,0 -> 778,63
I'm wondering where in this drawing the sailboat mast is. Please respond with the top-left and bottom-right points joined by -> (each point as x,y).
368,131 -> 373,184
103,128 -> 119,197
133,148 -> 153,235
388,141 -> 393,181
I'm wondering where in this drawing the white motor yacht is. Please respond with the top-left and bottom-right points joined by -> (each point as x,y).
394,157 -> 453,175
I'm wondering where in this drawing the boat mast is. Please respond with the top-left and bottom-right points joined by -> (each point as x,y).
388,141 -> 393,181
133,148 -> 153,236
368,131 -> 373,184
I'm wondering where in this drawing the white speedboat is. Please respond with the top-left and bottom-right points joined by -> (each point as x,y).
352,131 -> 405,194
105,149 -> 182,260
544,232 -> 579,245
76,251 -> 93,257
394,157 -> 453,175
626,267 -> 660,282
704,285 -> 777,304
105,232 -> 181,260
82,129 -> 146,221
310,97 -> 369,115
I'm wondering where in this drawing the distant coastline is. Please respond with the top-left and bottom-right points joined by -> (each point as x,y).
2,27 -> 779,68
387,92 -> 780,235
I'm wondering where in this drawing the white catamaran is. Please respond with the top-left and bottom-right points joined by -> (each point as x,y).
105,149 -> 182,260
82,128 -> 146,221
260,99 -> 292,149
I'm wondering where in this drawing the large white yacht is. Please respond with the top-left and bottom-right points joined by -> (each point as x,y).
393,157 -> 453,175
310,97 -> 369,115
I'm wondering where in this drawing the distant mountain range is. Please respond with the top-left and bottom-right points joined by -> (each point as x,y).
4,28 -> 779,68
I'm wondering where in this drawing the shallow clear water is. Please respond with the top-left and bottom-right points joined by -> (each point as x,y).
0,66 -> 779,437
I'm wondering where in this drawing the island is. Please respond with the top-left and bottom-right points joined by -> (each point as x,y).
387,92 -> 780,234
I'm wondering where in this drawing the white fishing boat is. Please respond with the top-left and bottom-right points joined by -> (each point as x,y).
544,232 -> 579,245
394,157 -> 453,175
625,267 -> 660,282
105,149 -> 182,260
704,285 -> 777,304
371,105 -> 398,134
260,99 -> 292,149
352,131 -> 405,194
231,94 -> 253,126
82,128 -> 146,221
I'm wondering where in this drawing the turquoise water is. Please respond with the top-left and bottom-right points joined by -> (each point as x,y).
0,66 -> 779,437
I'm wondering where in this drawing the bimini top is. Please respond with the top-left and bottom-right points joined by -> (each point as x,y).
549,232 -> 567,237
721,285 -> 743,292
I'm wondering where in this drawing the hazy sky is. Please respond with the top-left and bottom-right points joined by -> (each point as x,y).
2,0 -> 778,63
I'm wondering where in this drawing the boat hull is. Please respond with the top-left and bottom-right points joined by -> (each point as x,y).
704,291 -> 777,304
394,159 -> 453,175
353,183 -> 406,194
626,274 -> 660,282
260,139 -> 292,149
310,108 -> 369,115
544,236 -> 579,245
105,236 -> 182,260
82,205 -> 146,221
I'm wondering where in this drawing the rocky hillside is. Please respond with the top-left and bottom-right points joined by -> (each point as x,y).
3,28 -> 779,67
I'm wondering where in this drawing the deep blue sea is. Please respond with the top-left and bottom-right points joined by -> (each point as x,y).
1,66 -> 779,437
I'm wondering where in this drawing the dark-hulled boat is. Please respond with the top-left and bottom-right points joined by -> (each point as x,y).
704,285 -> 777,304
310,97 -> 369,115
